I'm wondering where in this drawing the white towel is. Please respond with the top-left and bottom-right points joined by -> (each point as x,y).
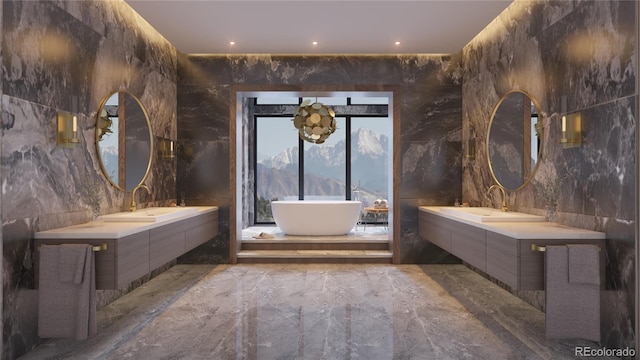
38,244 -> 97,340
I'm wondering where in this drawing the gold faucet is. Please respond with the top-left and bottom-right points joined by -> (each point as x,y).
129,184 -> 150,212
488,184 -> 508,212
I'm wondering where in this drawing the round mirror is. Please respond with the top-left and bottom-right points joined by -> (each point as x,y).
487,90 -> 543,191
96,91 -> 153,191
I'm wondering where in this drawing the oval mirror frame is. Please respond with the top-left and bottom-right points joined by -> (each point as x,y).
487,90 -> 543,192
95,91 -> 153,191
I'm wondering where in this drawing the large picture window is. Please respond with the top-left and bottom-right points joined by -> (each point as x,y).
254,96 -> 390,224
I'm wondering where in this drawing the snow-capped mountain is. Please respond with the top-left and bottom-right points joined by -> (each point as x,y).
257,128 -> 389,203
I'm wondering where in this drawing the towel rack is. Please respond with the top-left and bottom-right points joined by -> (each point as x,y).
531,244 -> 547,252
91,244 -> 108,252
531,243 -> 601,253
38,244 -> 108,252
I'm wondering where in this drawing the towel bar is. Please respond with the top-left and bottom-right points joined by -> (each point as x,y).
531,244 -> 547,252
531,243 -> 601,253
38,244 -> 108,252
91,244 -> 108,252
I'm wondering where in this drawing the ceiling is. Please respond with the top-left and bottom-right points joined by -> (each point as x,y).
124,0 -> 513,55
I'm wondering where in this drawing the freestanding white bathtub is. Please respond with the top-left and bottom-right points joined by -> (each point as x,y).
271,200 -> 362,236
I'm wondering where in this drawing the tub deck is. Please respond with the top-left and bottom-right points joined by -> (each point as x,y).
238,225 -> 392,263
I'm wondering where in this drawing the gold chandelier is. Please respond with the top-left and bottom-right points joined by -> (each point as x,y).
292,99 -> 336,144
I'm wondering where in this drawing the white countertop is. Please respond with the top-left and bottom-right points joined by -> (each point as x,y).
34,206 -> 218,239
419,206 -> 606,240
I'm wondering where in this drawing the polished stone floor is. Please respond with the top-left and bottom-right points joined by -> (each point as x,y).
21,264 -> 606,359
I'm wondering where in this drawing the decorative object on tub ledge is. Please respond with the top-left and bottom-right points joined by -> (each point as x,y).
292,99 -> 336,144
57,111 -> 79,148
253,232 -> 275,239
373,199 -> 388,209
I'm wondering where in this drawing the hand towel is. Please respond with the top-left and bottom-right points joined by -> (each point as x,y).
38,244 -> 97,340
567,244 -> 600,285
545,245 -> 600,342
58,244 -> 88,284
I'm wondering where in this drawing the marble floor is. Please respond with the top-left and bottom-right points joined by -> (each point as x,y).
21,264 -> 608,360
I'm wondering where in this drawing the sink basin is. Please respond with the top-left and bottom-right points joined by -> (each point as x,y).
439,207 -> 545,222
100,207 -> 200,222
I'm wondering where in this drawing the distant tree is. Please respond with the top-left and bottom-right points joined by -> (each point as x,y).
257,196 -> 278,222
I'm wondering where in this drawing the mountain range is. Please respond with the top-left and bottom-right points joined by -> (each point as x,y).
257,128 -> 389,204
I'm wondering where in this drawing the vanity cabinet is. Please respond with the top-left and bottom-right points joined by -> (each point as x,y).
486,236 -> 606,290
419,208 -> 606,290
34,231 -> 151,289
418,211 -> 453,251
35,207 -> 218,290
451,222 -> 486,272
419,211 -> 485,271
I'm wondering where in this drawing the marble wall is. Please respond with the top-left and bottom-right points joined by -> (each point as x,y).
176,55 -> 464,264
1,1 -> 177,358
462,0 -> 637,350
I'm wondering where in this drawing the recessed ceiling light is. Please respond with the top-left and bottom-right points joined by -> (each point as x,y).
312,41 -> 318,46
229,41 -> 236,46
394,41 -> 401,46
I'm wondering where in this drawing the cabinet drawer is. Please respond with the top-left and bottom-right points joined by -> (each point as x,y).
485,231 -> 518,287
450,223 -> 486,271
186,218 -> 218,252
486,232 -> 517,255
115,231 -> 150,288
419,211 -> 452,251
150,229 -> 185,270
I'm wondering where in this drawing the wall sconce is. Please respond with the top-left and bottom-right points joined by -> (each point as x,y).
57,111 -> 79,148
465,138 -> 476,159
161,138 -> 175,159
560,112 -> 581,148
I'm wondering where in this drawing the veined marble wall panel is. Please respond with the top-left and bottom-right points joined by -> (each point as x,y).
177,55 -> 463,264
462,0 -> 636,350
0,0 -> 4,356
1,1 -> 177,359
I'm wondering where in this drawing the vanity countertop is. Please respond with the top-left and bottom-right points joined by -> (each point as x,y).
419,206 -> 606,240
35,206 -> 218,239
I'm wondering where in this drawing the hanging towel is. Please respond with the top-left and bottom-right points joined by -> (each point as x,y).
545,245 -> 600,342
38,244 -> 97,340
567,244 -> 600,285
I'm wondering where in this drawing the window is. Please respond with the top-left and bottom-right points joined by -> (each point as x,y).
255,117 -> 299,222
254,96 -> 390,224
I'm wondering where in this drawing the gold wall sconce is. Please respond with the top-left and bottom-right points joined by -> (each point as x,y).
57,111 -> 79,148
560,112 -> 581,148
161,138 -> 175,158
465,138 -> 476,159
